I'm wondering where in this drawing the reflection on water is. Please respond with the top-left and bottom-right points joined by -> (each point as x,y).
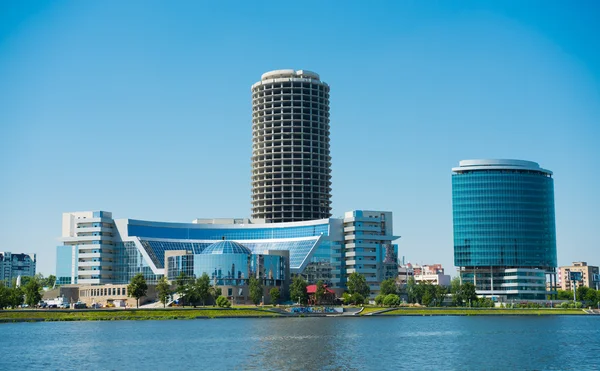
0,316 -> 598,370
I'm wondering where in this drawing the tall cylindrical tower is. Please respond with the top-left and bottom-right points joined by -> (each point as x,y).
251,70 -> 332,223
452,159 -> 557,300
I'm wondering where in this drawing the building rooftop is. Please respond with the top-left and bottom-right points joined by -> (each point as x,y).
452,159 -> 552,176
201,241 -> 252,255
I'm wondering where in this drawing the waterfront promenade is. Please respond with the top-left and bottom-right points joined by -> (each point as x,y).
0,306 -> 591,322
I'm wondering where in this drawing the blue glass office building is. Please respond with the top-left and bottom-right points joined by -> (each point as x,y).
452,159 -> 557,300
57,210 -> 398,297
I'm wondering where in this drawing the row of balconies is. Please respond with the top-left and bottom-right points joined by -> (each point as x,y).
251,88 -> 328,95
251,172 -> 330,180
251,132 -> 330,141
252,136 -> 330,145
252,213 -> 332,222
253,148 -> 329,157
252,97 -> 328,106
344,250 -> 378,258
251,202 -> 332,210
252,207 -> 332,215
77,270 -> 114,276
251,188 -> 332,197
253,153 -> 330,160
252,103 -> 329,112
252,185 -> 331,193
252,129 -> 329,137
251,199 -> 330,207
78,260 -> 114,267
251,93 -> 329,102
252,165 -> 329,174
252,103 -> 329,115
252,126 -> 330,134
252,157 -> 331,164
253,114 -> 330,122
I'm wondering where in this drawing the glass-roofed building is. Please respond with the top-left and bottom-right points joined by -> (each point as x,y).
57,210 -> 399,297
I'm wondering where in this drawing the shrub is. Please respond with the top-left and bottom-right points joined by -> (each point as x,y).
216,296 -> 231,308
374,294 -> 385,306
383,294 -> 400,307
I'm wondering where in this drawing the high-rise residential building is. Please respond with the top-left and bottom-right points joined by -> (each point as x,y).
0,252 -> 36,287
342,211 -> 399,295
251,69 -> 332,223
558,262 -> 600,291
58,211 -> 116,285
452,159 -> 557,301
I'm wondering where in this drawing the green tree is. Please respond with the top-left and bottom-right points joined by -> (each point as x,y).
127,273 -> 148,308
9,286 -> 24,309
433,285 -> 448,307
0,282 -> 9,309
314,280 -> 325,305
406,277 -> 425,304
290,276 -> 308,305
24,277 -> 42,308
347,272 -> 370,298
461,282 -> 477,306
450,277 -> 463,306
576,286 -> 590,302
196,273 -> 211,306
249,276 -> 263,305
156,277 -> 172,308
557,289 -> 573,300
269,287 -> 280,306
375,294 -> 385,306
175,272 -> 189,307
46,275 -> 56,288
421,285 -> 433,306
380,278 -> 398,296
383,294 -> 400,307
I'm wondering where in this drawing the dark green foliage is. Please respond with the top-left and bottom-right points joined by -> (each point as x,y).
375,294 -> 385,306
557,290 -> 572,300
9,286 -> 24,308
249,276 -> 263,305
196,273 -> 211,306
314,280 -> 325,305
450,278 -> 477,307
156,277 -> 172,308
347,272 -> 370,298
379,278 -> 398,296
290,276 -> 308,305
24,277 -> 42,308
127,273 -> 148,308
342,292 -> 365,305
0,282 -> 9,309
269,287 -> 280,305
175,272 -> 189,307
406,277 -> 421,304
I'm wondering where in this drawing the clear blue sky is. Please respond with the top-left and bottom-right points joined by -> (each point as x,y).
1,1 -> 599,276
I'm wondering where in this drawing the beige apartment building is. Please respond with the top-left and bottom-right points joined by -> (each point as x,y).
558,262 -> 599,290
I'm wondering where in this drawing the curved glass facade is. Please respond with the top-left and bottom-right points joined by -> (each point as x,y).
453,167 -> 557,268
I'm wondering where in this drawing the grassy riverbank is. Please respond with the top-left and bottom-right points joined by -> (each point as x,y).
380,308 -> 587,316
0,308 -> 281,322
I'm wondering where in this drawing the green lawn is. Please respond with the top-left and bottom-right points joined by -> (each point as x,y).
381,308 -> 586,316
359,307 -> 387,315
0,308 -> 281,322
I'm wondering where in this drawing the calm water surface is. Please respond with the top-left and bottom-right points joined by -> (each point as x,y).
1,316 -> 599,370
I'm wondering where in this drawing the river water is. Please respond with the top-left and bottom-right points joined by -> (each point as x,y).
1,316 -> 598,370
